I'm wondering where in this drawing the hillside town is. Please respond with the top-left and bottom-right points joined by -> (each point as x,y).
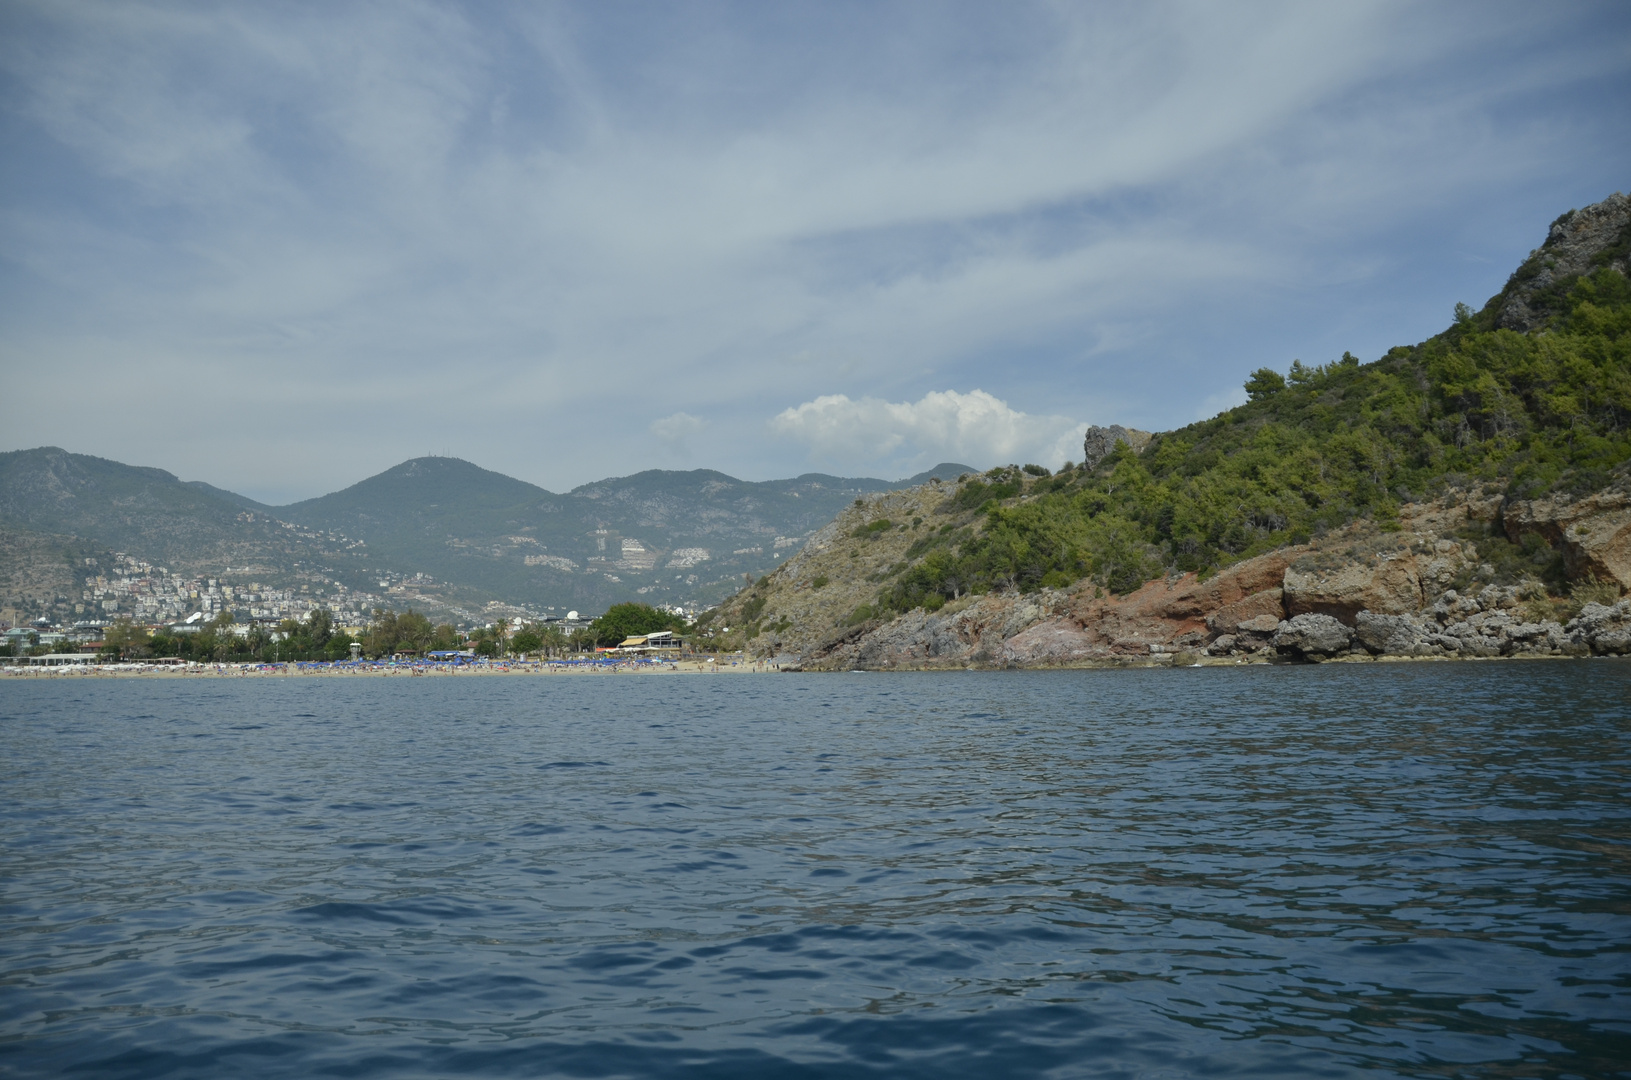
0,549 -> 703,661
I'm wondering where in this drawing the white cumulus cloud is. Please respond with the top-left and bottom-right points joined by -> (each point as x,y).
651,411 -> 706,451
770,389 -> 1087,476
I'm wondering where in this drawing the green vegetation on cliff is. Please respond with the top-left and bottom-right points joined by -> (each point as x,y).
877,261 -> 1631,614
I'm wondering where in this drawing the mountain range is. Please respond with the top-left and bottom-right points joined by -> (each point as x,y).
0,449 -> 975,623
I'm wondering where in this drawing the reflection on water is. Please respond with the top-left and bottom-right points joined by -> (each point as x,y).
1,663 -> 1628,1078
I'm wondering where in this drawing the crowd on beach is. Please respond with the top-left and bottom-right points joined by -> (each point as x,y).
0,654 -> 794,677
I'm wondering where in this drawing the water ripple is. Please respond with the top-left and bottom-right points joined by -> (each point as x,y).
1,663 -> 1628,1078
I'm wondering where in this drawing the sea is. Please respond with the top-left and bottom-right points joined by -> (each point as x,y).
2,663 -> 1628,1079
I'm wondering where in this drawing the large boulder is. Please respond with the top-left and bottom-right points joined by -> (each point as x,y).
1566,600 -> 1631,655
1205,588 -> 1285,634
1408,587 -> 1575,656
1273,613 -> 1353,657
1001,618 -> 1103,664
1354,612 -> 1435,656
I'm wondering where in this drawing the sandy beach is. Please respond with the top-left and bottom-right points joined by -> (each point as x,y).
0,657 -> 795,678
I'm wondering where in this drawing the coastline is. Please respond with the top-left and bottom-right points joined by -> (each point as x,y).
3,653 -> 1621,678
0,657 -> 774,678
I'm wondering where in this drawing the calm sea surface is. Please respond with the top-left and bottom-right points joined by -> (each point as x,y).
2,664 -> 1629,1078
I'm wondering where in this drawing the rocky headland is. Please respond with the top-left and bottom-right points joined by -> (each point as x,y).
709,473 -> 1631,669
700,191 -> 1631,670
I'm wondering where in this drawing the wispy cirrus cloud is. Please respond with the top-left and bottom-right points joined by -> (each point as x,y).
0,1 -> 1627,501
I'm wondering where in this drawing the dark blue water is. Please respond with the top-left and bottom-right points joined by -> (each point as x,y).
2,664 -> 1629,1079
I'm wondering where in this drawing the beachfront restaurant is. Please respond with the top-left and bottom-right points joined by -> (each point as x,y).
6,652 -> 96,667
426,650 -> 478,662
615,631 -> 681,653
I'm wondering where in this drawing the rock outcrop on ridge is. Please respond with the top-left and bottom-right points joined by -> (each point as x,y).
1080,426 -> 1153,469
1496,192 -> 1631,332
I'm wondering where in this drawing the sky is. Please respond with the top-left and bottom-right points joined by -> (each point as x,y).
2,1 -> 1629,504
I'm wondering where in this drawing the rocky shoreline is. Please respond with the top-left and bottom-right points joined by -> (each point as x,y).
731,475 -> 1631,671
1266,594 -> 1630,663
794,591 -> 1631,672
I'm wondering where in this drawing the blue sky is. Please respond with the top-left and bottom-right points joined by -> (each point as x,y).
2,1 -> 1628,503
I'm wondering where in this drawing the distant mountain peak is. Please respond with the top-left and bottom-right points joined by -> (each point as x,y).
392,456 -> 488,477
899,463 -> 980,487
1,447 -> 986,619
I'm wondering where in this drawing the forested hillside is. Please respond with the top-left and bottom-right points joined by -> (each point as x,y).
280,458 -> 975,611
861,199 -> 1631,614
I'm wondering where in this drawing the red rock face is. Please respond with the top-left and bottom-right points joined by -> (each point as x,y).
1205,590 -> 1285,634
803,488 -> 1620,669
993,551 -> 1300,665
1057,550 -> 1302,656
999,619 -> 1101,663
